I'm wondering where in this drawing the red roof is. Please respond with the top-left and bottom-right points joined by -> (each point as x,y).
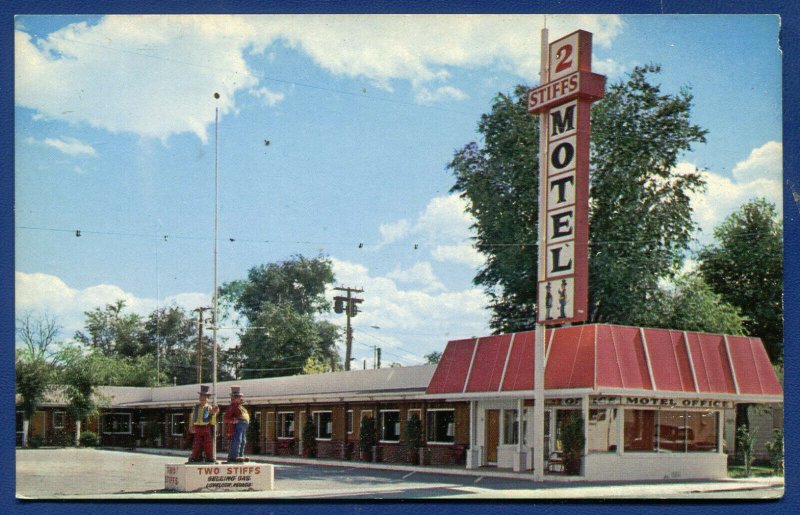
425,324 -> 782,399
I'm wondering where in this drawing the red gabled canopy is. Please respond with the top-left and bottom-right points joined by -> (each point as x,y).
425,324 -> 782,400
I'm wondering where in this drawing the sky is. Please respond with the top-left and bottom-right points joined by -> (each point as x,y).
14,14 -> 783,369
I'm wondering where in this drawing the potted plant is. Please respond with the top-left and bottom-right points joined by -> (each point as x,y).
560,412 -> 585,475
404,414 -> 423,465
302,417 -> 317,458
359,416 -> 376,461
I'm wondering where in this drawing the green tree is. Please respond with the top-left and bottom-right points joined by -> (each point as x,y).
15,313 -> 60,447
698,199 -> 783,362
448,65 -> 708,332
56,346 -> 113,446
643,274 -> 745,335
16,354 -> 53,447
424,351 -> 442,364
220,255 -> 341,378
75,300 -> 144,357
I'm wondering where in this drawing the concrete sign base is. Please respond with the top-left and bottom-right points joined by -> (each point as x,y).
165,462 -> 274,491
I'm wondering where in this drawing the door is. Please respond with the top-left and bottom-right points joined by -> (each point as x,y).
485,409 -> 500,464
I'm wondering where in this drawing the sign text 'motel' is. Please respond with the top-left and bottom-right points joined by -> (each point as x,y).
529,30 -> 605,325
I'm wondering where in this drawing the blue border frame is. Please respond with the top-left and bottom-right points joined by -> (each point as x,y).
3,1 -> 797,513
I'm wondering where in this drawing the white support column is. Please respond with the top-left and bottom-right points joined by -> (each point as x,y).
513,398 -> 526,471
532,25 -> 549,484
467,400 -> 479,469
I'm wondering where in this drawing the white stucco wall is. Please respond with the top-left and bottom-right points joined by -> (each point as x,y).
584,452 -> 728,481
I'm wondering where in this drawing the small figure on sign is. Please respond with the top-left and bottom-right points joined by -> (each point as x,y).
224,385 -> 251,463
545,281 -> 553,320
559,279 -> 568,319
187,385 -> 219,464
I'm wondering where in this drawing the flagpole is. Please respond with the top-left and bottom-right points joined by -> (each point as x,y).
212,94 -> 220,462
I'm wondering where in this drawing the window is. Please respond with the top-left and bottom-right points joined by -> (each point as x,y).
624,409 -> 656,452
503,409 -> 519,445
658,410 -> 686,452
380,410 -> 401,442
314,411 -> 333,439
170,413 -> 184,436
588,408 -> 618,452
426,409 -> 455,443
53,411 -> 66,429
685,410 -> 718,452
278,412 -> 295,438
346,410 -> 354,434
103,413 -> 133,434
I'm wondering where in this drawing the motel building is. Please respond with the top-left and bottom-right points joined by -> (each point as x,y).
17,323 -> 782,481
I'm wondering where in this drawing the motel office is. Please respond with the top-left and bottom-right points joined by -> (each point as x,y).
18,324 -> 782,480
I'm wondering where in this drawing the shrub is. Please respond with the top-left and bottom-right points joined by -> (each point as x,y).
765,429 -> 784,475
404,414 -> 423,464
80,430 -> 99,447
359,416 -> 377,454
28,436 -> 43,449
561,412 -> 585,475
736,425 -> 757,476
301,417 -> 317,458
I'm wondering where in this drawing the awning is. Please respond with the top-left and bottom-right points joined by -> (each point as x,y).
426,324 -> 782,401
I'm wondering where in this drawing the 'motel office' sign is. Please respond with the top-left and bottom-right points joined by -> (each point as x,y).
528,30 -> 605,325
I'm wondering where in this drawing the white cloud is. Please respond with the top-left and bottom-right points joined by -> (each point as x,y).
431,244 -> 485,268
683,158 -> 782,244
250,86 -> 285,107
378,219 -> 410,245
377,194 -> 486,270
328,257 -> 490,364
415,85 -> 467,104
386,262 -> 446,292
42,136 -> 97,156
731,141 -> 782,182
592,57 -> 626,79
15,271 -> 211,345
16,14 -> 623,141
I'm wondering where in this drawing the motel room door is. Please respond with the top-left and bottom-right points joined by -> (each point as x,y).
485,409 -> 500,464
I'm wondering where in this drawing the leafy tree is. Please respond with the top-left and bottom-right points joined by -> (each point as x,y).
643,274 -> 745,335
448,65 -> 708,332
238,304 -> 321,378
56,346 -> 113,446
424,351 -> 442,364
698,199 -> 783,362
220,255 -> 341,378
75,300 -> 144,357
15,313 -> 60,447
16,354 -> 53,447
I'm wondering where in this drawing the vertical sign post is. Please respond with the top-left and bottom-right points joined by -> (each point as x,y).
529,29 -> 604,479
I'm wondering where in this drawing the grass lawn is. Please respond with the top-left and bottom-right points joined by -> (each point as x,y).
728,465 -> 781,478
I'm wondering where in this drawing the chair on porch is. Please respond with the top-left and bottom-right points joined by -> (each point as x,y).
545,451 -> 564,473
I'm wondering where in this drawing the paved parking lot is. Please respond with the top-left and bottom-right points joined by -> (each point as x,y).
15,448 -> 784,500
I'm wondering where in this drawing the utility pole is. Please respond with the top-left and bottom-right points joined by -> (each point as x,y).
194,306 -> 212,384
333,286 -> 364,371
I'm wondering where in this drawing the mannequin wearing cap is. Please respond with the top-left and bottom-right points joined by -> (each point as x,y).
224,385 -> 250,463
187,385 -> 219,464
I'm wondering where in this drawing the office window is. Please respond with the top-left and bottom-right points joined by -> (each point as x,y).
624,409 -> 656,452
503,409 -> 519,445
